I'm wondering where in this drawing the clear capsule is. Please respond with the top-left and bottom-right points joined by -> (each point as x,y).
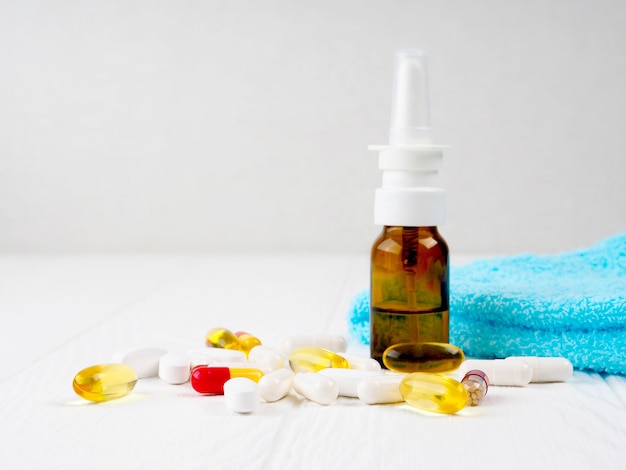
72,364 -> 137,402
190,366 -> 264,395
400,372 -> 469,414
461,369 -> 489,406
293,372 -> 338,405
383,342 -> 465,373
205,327 -> 243,351
289,346 -> 350,373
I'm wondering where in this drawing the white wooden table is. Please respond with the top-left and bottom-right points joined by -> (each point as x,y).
1,254 -> 625,469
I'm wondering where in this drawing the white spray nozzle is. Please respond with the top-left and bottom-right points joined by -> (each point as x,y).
389,49 -> 432,147
370,49 -> 447,227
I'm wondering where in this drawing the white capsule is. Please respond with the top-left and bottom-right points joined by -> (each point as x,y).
283,335 -> 347,355
224,377 -> 260,413
461,359 -> 533,386
158,353 -> 190,384
293,372 -> 338,405
357,374 -> 404,404
258,368 -> 294,402
342,353 -> 382,372
248,345 -> 286,371
505,356 -> 573,383
318,369 -> 383,397
111,347 -> 167,379
187,348 -> 246,368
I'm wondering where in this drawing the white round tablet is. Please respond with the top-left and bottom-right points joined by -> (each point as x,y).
224,377 -> 260,413
158,353 -> 190,384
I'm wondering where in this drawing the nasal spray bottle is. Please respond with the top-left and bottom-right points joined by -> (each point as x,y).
369,50 -> 449,366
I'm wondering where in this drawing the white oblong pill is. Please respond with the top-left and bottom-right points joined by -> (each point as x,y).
461,359 -> 532,386
158,353 -> 190,384
357,374 -> 404,404
293,372 -> 338,405
187,348 -> 246,368
224,377 -> 260,413
111,347 -> 167,379
283,335 -> 347,355
258,368 -> 294,402
248,346 -> 286,371
505,356 -> 573,383
342,353 -> 382,372
318,369 -> 382,397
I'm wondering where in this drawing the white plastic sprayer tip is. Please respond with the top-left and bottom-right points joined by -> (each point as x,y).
389,49 -> 432,146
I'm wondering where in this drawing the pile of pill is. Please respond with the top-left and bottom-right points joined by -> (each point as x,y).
72,328 -> 573,415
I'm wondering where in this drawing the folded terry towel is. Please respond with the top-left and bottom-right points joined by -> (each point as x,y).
348,233 -> 626,375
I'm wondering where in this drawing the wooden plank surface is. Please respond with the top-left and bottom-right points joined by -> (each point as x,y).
1,254 -> 625,469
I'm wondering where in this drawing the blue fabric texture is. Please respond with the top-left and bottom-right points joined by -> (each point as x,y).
347,233 -> 626,375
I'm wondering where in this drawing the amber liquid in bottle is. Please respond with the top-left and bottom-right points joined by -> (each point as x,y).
370,226 -> 449,367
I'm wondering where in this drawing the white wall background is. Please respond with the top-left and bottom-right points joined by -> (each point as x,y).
1,0 -> 625,255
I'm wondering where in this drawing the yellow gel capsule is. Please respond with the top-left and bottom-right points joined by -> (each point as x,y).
400,372 -> 469,414
235,331 -> 262,355
289,346 -> 350,373
205,327 -> 243,351
72,364 -> 138,403
383,342 -> 465,373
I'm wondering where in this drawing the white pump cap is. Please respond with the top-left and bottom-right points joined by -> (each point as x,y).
370,49 -> 447,227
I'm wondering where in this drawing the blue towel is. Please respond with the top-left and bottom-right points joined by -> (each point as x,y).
348,233 -> 626,375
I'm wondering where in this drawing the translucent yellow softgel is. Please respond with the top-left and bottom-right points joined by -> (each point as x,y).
235,331 -> 262,355
400,372 -> 468,414
72,364 -> 138,402
383,342 -> 464,373
205,327 -> 243,350
289,346 -> 350,373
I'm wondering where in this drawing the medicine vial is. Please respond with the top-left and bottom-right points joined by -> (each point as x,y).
369,50 -> 449,366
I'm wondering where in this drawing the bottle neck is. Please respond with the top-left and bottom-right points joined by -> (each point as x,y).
382,226 -> 440,235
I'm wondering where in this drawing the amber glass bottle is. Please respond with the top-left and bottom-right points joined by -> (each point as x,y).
369,50 -> 449,366
370,226 -> 449,366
